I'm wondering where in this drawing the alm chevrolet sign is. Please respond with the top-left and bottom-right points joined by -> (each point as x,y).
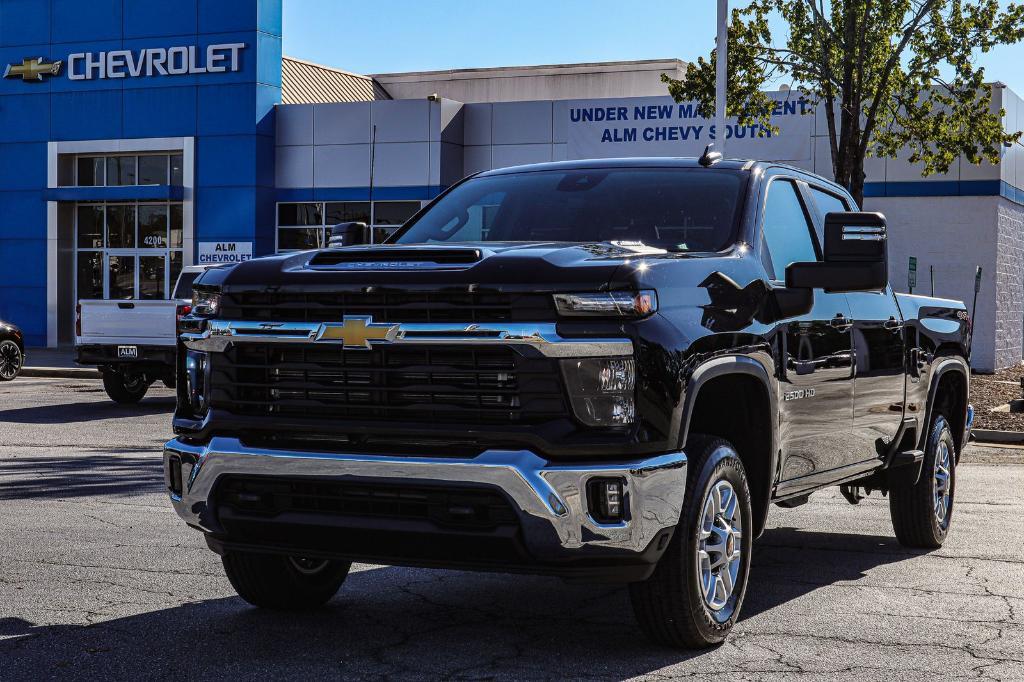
4,43 -> 245,83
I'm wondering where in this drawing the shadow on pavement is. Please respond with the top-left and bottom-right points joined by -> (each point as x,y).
0,452 -> 163,500
0,396 -> 176,425
0,526 -> 925,679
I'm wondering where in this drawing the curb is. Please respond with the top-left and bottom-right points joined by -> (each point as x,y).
21,367 -> 101,379
970,428 -> 1024,445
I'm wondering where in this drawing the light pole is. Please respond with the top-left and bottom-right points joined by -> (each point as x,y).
716,0 -> 728,157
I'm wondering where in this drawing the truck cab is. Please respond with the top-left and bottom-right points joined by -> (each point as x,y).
164,157 -> 971,648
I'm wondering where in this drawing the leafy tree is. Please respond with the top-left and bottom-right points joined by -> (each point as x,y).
665,1 -> 1024,205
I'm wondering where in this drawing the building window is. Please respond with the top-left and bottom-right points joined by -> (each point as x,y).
72,153 -> 182,187
75,201 -> 185,300
275,200 -> 424,252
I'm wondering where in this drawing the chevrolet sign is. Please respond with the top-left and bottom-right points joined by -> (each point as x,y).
68,43 -> 245,80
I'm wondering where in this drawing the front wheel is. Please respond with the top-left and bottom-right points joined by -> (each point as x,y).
222,552 -> 351,610
630,435 -> 753,648
0,340 -> 23,381
102,371 -> 150,403
889,414 -> 956,548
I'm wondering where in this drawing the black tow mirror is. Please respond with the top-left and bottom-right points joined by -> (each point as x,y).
328,222 -> 370,248
785,211 -> 888,293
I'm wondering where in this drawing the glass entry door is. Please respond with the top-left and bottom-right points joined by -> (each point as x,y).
75,202 -> 184,301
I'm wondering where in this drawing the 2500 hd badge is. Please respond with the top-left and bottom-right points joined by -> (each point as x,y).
166,155 -> 972,649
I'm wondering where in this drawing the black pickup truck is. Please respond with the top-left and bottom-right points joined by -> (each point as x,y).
165,156 -> 972,648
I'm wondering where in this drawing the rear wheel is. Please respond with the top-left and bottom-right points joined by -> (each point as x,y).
222,551 -> 351,610
630,435 -> 753,648
102,371 -> 150,403
0,340 -> 22,381
889,414 -> 956,548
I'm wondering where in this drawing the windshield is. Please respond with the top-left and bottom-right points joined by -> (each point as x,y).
172,271 -> 201,299
391,168 -> 746,252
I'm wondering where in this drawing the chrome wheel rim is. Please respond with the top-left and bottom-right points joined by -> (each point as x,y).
288,556 -> 329,575
0,341 -> 21,380
933,440 -> 952,527
697,479 -> 743,613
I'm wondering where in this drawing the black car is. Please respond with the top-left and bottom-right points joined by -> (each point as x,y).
164,155 -> 972,648
0,319 -> 25,381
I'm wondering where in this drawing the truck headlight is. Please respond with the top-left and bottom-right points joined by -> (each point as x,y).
191,289 -> 221,318
561,357 -> 636,426
184,350 -> 210,416
553,290 -> 657,318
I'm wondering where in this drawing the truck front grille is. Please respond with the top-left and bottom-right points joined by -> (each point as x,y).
209,343 -> 566,425
219,291 -> 556,323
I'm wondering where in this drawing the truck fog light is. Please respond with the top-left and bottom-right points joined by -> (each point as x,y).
561,358 -> 636,426
588,478 -> 626,522
185,350 -> 210,416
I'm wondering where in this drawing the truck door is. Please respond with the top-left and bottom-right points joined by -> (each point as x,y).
806,187 -> 906,463
758,176 -> 856,486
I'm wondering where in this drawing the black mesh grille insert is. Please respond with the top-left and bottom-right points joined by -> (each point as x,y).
209,343 -> 566,425
217,477 -> 520,530
218,291 -> 556,323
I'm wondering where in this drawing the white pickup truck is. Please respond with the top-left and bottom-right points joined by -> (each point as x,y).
75,265 -> 213,403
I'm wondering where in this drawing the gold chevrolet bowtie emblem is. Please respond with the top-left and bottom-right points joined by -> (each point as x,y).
3,57 -> 63,82
318,316 -> 399,349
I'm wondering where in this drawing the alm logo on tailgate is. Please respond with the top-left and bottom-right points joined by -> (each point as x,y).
198,242 -> 253,265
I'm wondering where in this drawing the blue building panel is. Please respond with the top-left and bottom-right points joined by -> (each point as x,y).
0,285 -> 46,344
197,83 -> 262,135
0,191 -> 46,237
0,92 -> 50,142
122,85 -> 198,138
50,0 -> 122,44
196,185 -> 259,240
0,238 -> 46,287
50,89 -> 123,140
198,0 -> 282,36
46,40 -> 125,93
0,0 -> 50,47
197,134 -> 260,187
0,142 -> 46,191
123,0 -> 199,40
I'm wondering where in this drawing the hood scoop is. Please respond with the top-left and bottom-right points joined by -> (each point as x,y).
309,247 -> 483,270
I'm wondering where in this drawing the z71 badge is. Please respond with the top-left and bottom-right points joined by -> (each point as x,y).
784,388 -> 816,401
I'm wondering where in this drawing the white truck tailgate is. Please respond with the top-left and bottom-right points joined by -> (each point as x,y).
77,300 -> 178,346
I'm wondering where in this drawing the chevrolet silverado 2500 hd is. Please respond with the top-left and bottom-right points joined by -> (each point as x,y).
164,157 -> 972,648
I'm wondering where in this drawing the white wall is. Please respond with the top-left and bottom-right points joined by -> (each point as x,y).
867,195 -> 1000,371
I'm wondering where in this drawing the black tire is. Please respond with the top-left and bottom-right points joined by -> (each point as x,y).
889,414 -> 956,548
102,371 -> 150,403
0,340 -> 23,381
629,435 -> 753,648
222,552 -> 351,610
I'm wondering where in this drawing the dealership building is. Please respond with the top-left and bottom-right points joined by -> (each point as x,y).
1,0 -> 1023,371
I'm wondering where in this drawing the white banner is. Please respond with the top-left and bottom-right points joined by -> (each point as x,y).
566,92 -> 813,162
198,241 -> 253,265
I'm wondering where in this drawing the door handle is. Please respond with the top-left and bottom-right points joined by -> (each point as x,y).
883,316 -> 903,330
829,314 -> 853,331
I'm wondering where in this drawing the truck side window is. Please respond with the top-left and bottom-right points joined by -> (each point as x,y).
761,179 -> 819,280
809,187 -> 850,243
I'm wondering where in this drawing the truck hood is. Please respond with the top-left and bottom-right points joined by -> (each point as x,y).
215,242 -> 676,294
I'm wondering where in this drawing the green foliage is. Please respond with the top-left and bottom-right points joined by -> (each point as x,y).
664,1 -> 1024,202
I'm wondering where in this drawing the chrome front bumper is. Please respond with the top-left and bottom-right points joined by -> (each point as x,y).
164,437 -> 687,563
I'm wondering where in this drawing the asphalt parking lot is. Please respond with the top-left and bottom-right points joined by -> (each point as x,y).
1,377 -> 1022,680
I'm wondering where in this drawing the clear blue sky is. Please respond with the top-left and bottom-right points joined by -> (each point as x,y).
282,0 -> 1024,93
